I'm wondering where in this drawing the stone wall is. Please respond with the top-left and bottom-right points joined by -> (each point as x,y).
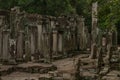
0,6 -> 118,64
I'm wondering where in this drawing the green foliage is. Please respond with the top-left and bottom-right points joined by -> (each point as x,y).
98,0 -> 120,30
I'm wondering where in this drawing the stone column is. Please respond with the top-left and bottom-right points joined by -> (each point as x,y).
115,31 -> 118,46
46,33 -> 51,62
106,31 -> 112,61
112,30 -> 117,47
77,16 -> 86,50
92,2 -> 98,30
24,26 -> 31,61
30,26 -> 36,55
80,18 -> 86,50
96,47 -> 103,74
102,37 -> 107,47
25,40 -> 31,61
37,24 -> 42,52
31,32 -> 35,54
58,33 -> 63,52
52,30 -> 58,55
90,2 -> 98,59
16,31 -> 24,60
51,19 -> 55,29
2,30 -> 10,61
0,16 -> 5,60
41,33 -> 45,56
0,30 -> 2,60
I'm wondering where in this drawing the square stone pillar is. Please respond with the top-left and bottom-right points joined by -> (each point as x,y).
42,32 -> 51,63
112,30 -> 118,47
24,26 -> 31,61
0,16 -> 5,60
0,31 -> 2,60
45,33 -> 51,62
37,24 -> 42,52
52,31 -> 58,55
25,40 -> 31,61
79,17 -> 86,50
58,33 -> 63,52
16,31 -> 24,60
2,30 -> 11,61
90,2 -> 98,59
30,32 -> 35,55
29,26 -> 37,55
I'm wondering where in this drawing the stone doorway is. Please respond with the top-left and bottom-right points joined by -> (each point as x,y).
116,22 -> 120,45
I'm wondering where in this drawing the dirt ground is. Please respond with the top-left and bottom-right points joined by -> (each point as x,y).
1,54 -> 120,80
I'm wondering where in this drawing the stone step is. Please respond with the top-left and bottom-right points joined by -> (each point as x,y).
0,63 -> 57,76
100,67 -> 109,75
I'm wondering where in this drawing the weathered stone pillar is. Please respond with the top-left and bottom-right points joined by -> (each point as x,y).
81,18 -> 87,50
46,34 -> 51,62
41,32 -> 45,56
106,31 -> 112,61
89,2 -> 98,59
25,40 -> 31,61
31,33 -> 35,54
37,24 -> 42,52
115,31 -> 118,46
58,33 -> 63,52
11,7 -> 21,38
92,2 -> 98,30
0,16 -> 5,60
30,26 -> 36,55
24,25 -> 31,61
112,30 -> 118,47
0,30 -> 2,60
42,33 -> 47,58
51,17 -> 56,29
16,31 -> 24,60
85,26 -> 91,49
2,30 -> 11,61
102,37 -> 107,47
77,16 -> 87,50
52,31 -> 58,55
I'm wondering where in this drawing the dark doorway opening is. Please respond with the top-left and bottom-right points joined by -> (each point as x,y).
116,23 -> 120,45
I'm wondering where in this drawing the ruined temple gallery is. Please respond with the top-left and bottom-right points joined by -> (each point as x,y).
0,2 -> 120,80
0,6 -> 90,62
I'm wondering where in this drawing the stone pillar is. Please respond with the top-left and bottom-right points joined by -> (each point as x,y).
16,31 -> 24,60
24,26 -> 31,61
11,7 -> 21,38
77,16 -> 87,50
58,33 -> 63,52
0,16 -> 5,60
37,24 -> 42,52
42,33 -> 47,57
51,19 -> 55,29
2,30 -> 10,61
81,18 -> 87,50
30,26 -> 36,55
90,2 -> 98,59
102,37 -> 107,47
0,31 -> 2,60
92,2 -> 98,30
112,30 -> 117,47
46,34 -> 51,62
52,31 -> 58,55
106,31 -> 112,61
25,40 -> 31,61
115,31 -> 118,46
41,33 -> 45,56
96,47 -> 103,74
85,26 -> 91,49
42,32 -> 51,62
